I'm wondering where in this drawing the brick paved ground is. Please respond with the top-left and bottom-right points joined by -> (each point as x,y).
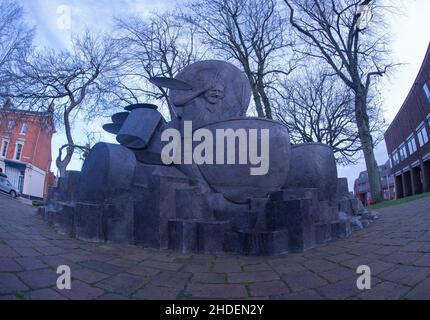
1,193 -> 429,300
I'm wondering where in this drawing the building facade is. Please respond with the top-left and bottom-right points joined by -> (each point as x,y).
384,43 -> 430,199
354,160 -> 396,205
0,100 -> 55,199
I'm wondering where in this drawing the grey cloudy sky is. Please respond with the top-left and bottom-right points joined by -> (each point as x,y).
18,0 -> 430,191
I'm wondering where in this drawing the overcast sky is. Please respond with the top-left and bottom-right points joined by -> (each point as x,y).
17,0 -> 430,191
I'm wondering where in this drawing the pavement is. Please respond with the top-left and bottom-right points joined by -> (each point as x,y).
0,192 -> 430,300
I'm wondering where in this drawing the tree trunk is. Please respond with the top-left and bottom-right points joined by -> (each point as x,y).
249,83 -> 265,117
355,88 -> 382,203
56,147 -> 74,178
258,85 -> 273,119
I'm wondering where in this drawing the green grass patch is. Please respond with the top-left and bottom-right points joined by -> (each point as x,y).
14,292 -> 25,300
369,192 -> 430,210
32,200 -> 45,207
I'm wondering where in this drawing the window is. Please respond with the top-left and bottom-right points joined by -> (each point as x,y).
20,122 -> 28,135
417,124 -> 429,147
7,121 -> 14,133
424,83 -> 430,104
407,135 -> 417,155
1,140 -> 8,157
399,144 -> 407,161
14,143 -> 23,160
391,151 -> 399,166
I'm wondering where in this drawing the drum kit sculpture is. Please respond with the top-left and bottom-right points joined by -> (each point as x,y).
41,60 -> 359,256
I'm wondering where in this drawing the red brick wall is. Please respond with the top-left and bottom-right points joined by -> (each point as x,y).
0,111 -> 55,198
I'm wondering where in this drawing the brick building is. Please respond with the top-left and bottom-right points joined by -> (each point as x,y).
384,43 -> 430,199
354,160 -> 396,205
0,100 -> 55,199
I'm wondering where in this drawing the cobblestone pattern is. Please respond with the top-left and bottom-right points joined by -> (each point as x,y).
1,193 -> 430,300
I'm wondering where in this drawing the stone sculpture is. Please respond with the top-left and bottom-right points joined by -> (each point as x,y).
41,60 -> 364,256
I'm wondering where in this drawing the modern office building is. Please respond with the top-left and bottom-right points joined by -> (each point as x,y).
0,99 -> 56,199
384,43 -> 430,199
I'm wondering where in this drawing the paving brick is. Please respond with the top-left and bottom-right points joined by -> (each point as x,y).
133,284 -> 180,300
0,245 -> 18,257
213,262 -> 242,273
97,293 -> 129,300
150,271 -> 191,288
127,264 -> 160,277
27,288 -> 67,300
185,283 -> 248,299
271,289 -> 324,300
14,257 -> 48,271
413,253 -> 430,267
34,246 -> 65,255
302,259 -> 339,273
228,271 -> 280,283
248,281 -> 290,297
0,258 -> 22,272
18,268 -> 58,289
283,271 -> 328,292
357,282 -> 411,300
78,260 -> 124,275
55,280 -> 103,300
72,267 -> 110,284
379,265 -> 430,287
404,279 -> 430,300
181,262 -> 212,273
96,273 -> 148,295
319,266 -> 355,283
382,252 -> 423,265
0,273 -> 29,294
139,260 -> 183,271
5,240 -> 34,247
191,273 -> 227,284
242,263 -> 273,272
317,278 -> 361,300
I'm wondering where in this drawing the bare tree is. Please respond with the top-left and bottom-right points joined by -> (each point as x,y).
9,31 -> 122,177
275,67 -> 385,165
284,0 -> 397,203
113,12 -> 203,119
182,0 -> 295,119
0,0 -> 34,99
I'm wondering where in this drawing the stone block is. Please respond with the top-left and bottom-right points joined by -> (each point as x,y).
176,188 -> 211,220
168,219 -> 198,253
270,188 -> 319,223
53,204 -> 75,237
337,178 -> 350,199
330,220 -> 351,239
197,221 -> 230,253
237,230 -> 289,256
223,231 -> 240,253
133,164 -> 190,249
266,199 -> 315,252
270,188 -> 318,202
75,203 -> 106,242
213,209 -> 248,231
56,171 -> 81,202
104,193 -> 134,244
314,222 -> 332,244
318,201 -> 339,223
